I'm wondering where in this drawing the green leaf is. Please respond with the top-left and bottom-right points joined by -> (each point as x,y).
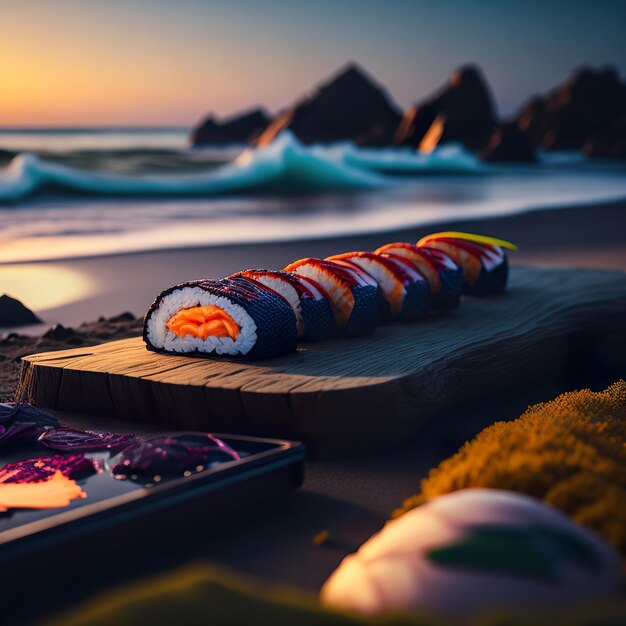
426,523 -> 601,583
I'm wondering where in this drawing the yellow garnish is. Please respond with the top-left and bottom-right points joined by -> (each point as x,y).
418,231 -> 518,250
313,529 -> 330,546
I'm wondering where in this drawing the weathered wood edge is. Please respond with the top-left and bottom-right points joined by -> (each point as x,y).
17,267 -> 626,458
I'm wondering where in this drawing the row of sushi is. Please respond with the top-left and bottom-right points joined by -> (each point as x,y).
144,232 -> 517,360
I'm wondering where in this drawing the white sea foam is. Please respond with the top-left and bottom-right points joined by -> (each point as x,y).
1,131 -> 625,264
0,132 -> 486,203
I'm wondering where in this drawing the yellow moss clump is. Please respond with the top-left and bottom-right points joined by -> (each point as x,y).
393,381 -> 626,554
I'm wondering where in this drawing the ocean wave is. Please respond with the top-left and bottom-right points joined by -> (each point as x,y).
326,143 -> 483,175
0,132 -> 482,203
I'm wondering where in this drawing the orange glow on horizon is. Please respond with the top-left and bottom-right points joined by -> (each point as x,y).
3,0 -> 623,126
1,25 -> 215,126
0,3 -> 282,126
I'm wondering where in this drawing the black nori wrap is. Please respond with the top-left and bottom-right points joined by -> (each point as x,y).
300,297 -> 337,342
463,254 -> 509,296
344,284 -> 379,337
397,279 -> 431,322
144,276 -> 297,360
235,269 -> 338,343
433,266 -> 464,311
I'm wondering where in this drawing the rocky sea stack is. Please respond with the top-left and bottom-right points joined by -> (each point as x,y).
188,62 -> 625,161
480,121 -> 537,163
0,294 -> 42,328
583,114 -> 626,160
394,65 -> 496,153
191,108 -> 270,146
255,63 -> 401,147
516,66 -> 626,155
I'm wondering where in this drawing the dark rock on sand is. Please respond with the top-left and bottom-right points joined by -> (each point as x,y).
516,66 -> 626,151
108,311 -> 136,323
0,295 -> 42,328
584,114 -> 626,160
480,121 -> 537,163
394,65 -> 496,152
43,324 -> 76,341
190,108 -> 270,146
255,63 -> 401,147
1,312 -> 144,402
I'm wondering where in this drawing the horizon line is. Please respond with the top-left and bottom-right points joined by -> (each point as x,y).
0,125 -> 194,132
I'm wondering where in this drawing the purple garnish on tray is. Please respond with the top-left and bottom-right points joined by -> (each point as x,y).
0,422 -> 44,447
0,403 -> 59,426
0,454 -> 96,484
110,433 -> 240,479
39,428 -> 136,452
0,402 -> 60,448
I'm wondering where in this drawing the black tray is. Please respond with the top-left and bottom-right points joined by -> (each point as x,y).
0,433 -> 305,607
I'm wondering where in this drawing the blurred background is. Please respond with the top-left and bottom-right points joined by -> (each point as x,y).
1,0 -> 625,328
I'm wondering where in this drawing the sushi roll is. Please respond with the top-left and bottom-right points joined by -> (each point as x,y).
327,252 -> 430,322
144,276 -> 297,360
417,232 -> 517,296
284,258 -> 379,337
375,243 -> 463,310
235,269 -> 336,342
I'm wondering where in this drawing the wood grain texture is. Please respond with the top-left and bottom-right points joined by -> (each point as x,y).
17,267 -> 626,457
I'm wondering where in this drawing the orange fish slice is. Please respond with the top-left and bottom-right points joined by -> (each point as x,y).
284,258 -> 355,327
375,243 -> 442,293
420,239 -> 484,285
167,306 -> 240,340
0,471 -> 85,511
328,252 -> 407,316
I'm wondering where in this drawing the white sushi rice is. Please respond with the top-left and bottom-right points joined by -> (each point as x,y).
146,286 -> 257,356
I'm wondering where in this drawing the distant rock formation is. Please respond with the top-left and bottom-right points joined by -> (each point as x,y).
0,294 -> 41,327
190,108 -> 270,146
516,66 -> 626,152
394,65 -> 496,152
480,121 -> 537,163
255,63 -> 401,147
583,114 -> 626,160
188,63 -> 626,161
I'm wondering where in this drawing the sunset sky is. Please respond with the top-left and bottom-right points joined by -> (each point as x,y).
2,0 -> 625,127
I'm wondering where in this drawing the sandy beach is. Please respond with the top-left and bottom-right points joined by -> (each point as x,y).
6,199 -> 626,330
2,198 -> 624,402
3,205 -> 624,621
4,4 -> 626,623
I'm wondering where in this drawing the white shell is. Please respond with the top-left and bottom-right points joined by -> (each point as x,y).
321,489 -> 621,616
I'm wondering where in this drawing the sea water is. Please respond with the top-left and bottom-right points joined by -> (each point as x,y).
1,128 -> 625,264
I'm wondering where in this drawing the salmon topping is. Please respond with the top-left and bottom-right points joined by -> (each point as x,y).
167,306 -> 240,340
424,240 -> 483,285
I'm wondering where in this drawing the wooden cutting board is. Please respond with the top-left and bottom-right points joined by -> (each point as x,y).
17,267 -> 626,458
